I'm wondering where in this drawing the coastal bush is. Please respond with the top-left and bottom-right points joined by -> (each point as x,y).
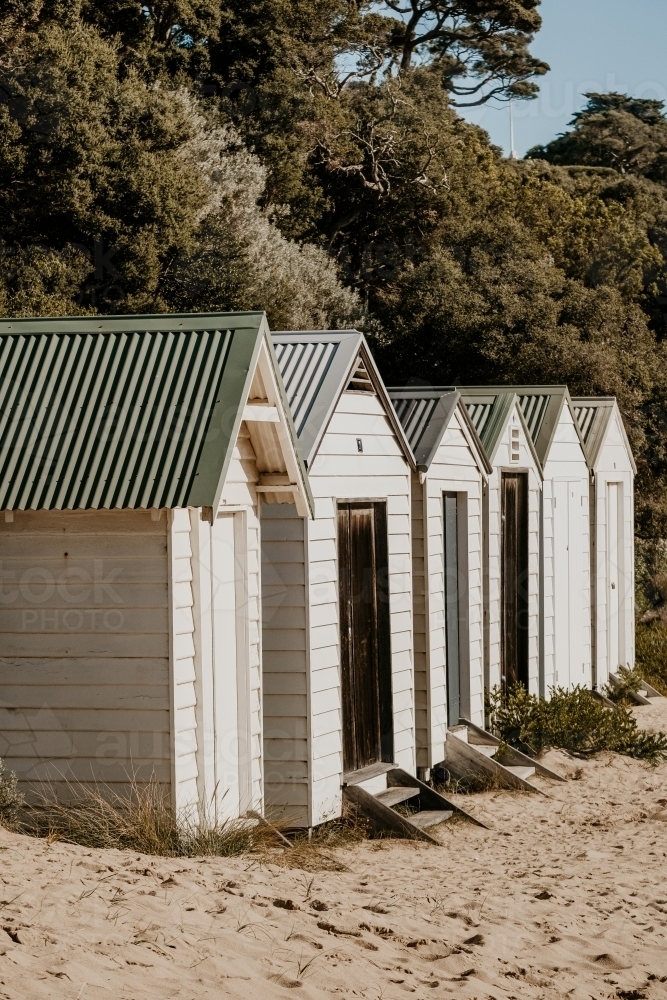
0,758 -> 23,829
486,685 -> 667,762
635,620 -> 667,694
604,664 -> 645,704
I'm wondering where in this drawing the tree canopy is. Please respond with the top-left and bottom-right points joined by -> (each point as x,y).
2,3 -> 667,538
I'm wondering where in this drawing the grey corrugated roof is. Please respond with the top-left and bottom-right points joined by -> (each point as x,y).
272,331 -> 415,469
388,387 -> 491,474
459,387 -> 543,472
0,312 -> 268,511
514,386 -> 587,465
571,396 -> 637,473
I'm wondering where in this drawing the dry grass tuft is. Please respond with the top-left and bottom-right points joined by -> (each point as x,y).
20,776 -> 281,858
17,777 -> 371,869
269,816 -> 369,872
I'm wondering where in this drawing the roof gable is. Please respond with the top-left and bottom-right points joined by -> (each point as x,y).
571,396 -> 637,473
459,387 -> 542,472
0,312 -> 276,511
387,387 -> 491,474
272,330 -> 414,469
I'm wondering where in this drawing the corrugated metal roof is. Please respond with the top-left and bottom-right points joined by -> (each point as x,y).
519,394 -> 549,440
460,388 -> 543,472
573,404 -> 597,443
391,396 -> 440,452
466,401 -> 493,439
0,313 -> 267,510
273,339 -> 341,439
272,331 -> 415,470
388,387 -> 491,473
571,396 -> 636,473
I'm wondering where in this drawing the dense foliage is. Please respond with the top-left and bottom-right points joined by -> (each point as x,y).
2,2 -> 667,535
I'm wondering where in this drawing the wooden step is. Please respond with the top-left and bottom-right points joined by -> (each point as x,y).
459,719 -> 566,782
503,765 -> 535,780
342,761 -> 396,786
375,786 -> 420,808
445,731 -> 545,794
408,810 -> 453,830
474,745 -> 497,758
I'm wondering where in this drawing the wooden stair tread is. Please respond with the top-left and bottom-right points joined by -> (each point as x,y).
342,762 -> 395,786
474,745 -> 497,758
375,786 -> 420,808
503,764 -> 535,780
408,810 -> 453,830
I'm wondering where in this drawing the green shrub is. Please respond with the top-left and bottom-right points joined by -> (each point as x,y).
604,664 -> 645,704
0,758 -> 23,829
635,620 -> 667,694
486,685 -> 667,762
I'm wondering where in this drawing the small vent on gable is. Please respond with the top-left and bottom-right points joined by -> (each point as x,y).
346,357 -> 375,393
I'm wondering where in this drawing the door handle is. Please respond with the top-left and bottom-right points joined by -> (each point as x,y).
611,583 -> 616,589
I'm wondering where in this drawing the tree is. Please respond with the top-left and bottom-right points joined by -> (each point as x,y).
0,12 -> 359,327
527,92 -> 667,183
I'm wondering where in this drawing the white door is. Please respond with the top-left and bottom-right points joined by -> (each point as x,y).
211,513 -> 251,822
553,481 -> 584,690
607,483 -> 622,674
567,485 -> 583,686
553,481 -> 570,689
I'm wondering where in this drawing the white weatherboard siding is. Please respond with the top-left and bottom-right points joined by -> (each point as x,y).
592,414 -> 635,689
413,409 -> 485,771
0,509 -> 170,798
309,392 -> 414,827
171,410 -> 273,821
486,410 -> 541,694
541,407 -> 591,693
261,390 -> 414,828
262,503 -> 309,828
218,422 -> 264,815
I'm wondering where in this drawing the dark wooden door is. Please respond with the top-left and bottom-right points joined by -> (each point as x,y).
338,502 -> 392,773
444,493 -> 461,727
501,473 -> 529,692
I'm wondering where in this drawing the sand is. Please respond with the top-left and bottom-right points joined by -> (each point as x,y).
3,704 -> 667,1000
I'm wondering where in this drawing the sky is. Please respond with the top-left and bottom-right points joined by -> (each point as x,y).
457,0 -> 667,157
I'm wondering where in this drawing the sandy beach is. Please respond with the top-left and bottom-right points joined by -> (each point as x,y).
2,702 -> 667,1000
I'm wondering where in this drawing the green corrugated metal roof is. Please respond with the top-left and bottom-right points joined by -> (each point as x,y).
0,312 -> 267,511
459,387 -> 543,472
460,389 -> 517,462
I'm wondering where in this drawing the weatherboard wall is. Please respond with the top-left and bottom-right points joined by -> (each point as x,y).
540,405 -> 591,694
261,388 -> 414,828
413,406 -> 485,770
590,411 -> 635,689
486,406 -> 542,694
0,509 -> 171,799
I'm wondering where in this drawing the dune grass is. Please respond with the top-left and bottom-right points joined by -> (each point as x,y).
18,776 -> 277,857
11,774 -> 368,868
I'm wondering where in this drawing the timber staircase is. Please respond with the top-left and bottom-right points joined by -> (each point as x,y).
443,719 -> 566,794
608,672 -> 665,707
342,762 -> 488,843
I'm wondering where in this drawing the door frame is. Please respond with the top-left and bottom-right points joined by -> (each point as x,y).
443,491 -> 471,726
500,470 -> 530,692
606,481 -> 624,675
337,499 -> 393,772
